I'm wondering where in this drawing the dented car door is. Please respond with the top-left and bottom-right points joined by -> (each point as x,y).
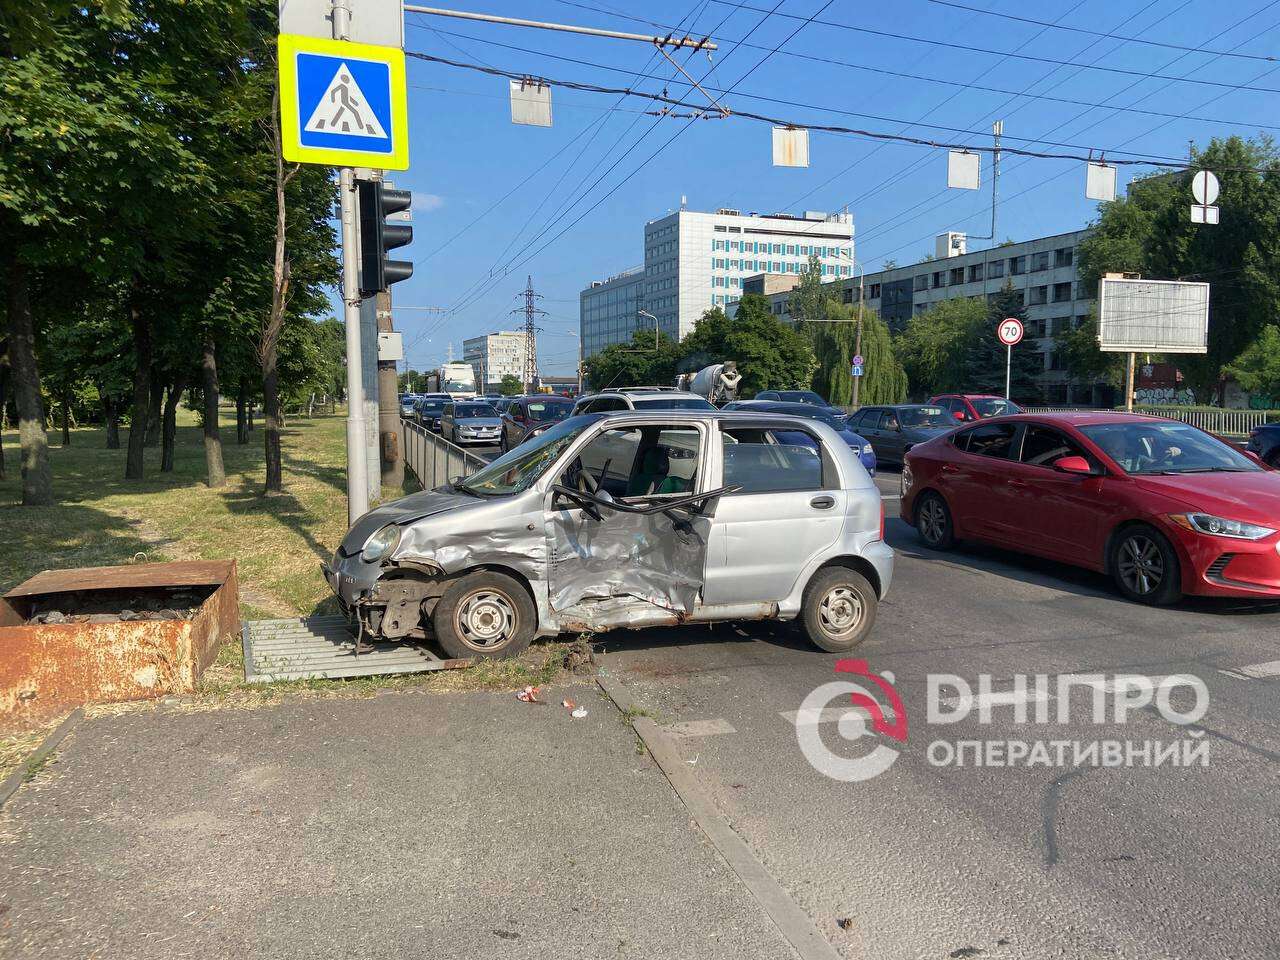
546,421 -> 716,629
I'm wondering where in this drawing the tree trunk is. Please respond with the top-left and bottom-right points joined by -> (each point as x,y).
0,352 -> 8,480
263,364 -> 283,493
125,294 -> 151,480
101,392 -> 121,449
202,337 -> 225,487
62,390 -> 71,446
235,382 -> 249,444
145,377 -> 163,447
6,258 -> 53,504
160,375 -> 186,473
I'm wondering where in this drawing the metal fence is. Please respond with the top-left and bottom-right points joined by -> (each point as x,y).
401,419 -> 487,488
1023,406 -> 1272,437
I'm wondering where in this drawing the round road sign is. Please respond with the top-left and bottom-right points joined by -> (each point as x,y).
1191,170 -> 1220,206
852,354 -> 864,367
997,317 -> 1024,346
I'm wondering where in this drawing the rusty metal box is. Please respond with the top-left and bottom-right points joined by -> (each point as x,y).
0,561 -> 240,727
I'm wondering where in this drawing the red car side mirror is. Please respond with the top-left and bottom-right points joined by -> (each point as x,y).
1244,450 -> 1265,467
952,410 -> 965,421
1055,455 -> 1094,475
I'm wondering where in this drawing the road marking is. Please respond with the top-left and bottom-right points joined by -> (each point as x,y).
664,718 -> 737,738
780,706 -> 871,727
939,688 -> 1052,711
1219,660 -> 1280,681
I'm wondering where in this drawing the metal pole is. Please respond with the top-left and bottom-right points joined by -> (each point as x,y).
403,6 -> 717,48
1005,343 -> 1012,400
851,266 -> 864,408
1125,351 -> 1136,412
333,0 -> 368,525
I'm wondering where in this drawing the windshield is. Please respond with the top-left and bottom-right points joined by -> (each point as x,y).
527,399 -> 573,422
775,391 -> 826,406
900,406 -> 952,429
459,417 -> 593,495
633,396 -> 717,410
454,404 -> 497,419
420,400 -> 446,413
972,397 -> 1022,417
1080,422 -> 1261,475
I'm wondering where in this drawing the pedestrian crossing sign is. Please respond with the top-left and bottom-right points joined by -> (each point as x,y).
278,33 -> 409,170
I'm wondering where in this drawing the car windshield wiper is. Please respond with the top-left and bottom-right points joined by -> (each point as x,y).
1147,466 -> 1252,475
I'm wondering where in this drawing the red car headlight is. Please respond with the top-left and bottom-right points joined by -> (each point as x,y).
1169,513 -> 1276,541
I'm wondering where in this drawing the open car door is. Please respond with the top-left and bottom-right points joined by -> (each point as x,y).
545,422 -> 734,629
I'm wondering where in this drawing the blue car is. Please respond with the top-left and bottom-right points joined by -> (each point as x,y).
1246,423 -> 1280,468
722,399 -> 876,476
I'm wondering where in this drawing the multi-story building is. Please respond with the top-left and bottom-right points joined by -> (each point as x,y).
579,267 -> 646,360
463,330 -> 529,392
580,206 -> 855,358
742,228 -> 1103,404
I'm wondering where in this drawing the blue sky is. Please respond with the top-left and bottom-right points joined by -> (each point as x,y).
365,0 -> 1280,375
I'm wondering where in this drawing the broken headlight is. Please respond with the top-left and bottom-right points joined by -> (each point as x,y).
361,524 -> 402,563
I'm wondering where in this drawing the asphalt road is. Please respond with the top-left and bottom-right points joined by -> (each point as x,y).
596,477 -> 1280,959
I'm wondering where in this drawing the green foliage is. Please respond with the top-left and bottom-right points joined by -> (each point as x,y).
499,374 -> 523,396
1055,310 -> 1124,387
1224,324 -> 1280,400
896,297 -> 987,397
1077,135 -> 1280,399
680,298 -> 816,397
969,284 -> 1044,399
581,330 -> 680,391
810,302 -> 906,406
789,254 -> 827,328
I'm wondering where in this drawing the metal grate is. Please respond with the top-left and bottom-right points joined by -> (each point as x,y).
1206,554 -> 1235,582
241,616 -> 468,683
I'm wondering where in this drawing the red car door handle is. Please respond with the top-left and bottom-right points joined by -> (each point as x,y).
1008,478 -> 1027,487
941,464 -> 958,474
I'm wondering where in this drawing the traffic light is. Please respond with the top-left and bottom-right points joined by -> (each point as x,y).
357,180 -> 413,296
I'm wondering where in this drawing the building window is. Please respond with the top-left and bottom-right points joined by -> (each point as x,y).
869,283 -> 881,299
1031,251 -> 1050,272
988,260 -> 1004,278
950,267 -> 964,285
1029,286 -> 1048,305
1009,256 -> 1025,275
1055,247 -> 1074,268
842,287 -> 854,304
714,225 -> 726,232
932,271 -> 944,288
914,275 -> 928,292
1052,282 -> 1072,302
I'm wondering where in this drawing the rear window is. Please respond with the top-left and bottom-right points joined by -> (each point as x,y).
958,423 -> 1018,459
632,397 -> 716,410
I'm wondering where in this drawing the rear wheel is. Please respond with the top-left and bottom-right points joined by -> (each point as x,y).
1110,525 -> 1182,605
801,567 -> 878,653
434,571 -> 536,659
915,491 -> 956,550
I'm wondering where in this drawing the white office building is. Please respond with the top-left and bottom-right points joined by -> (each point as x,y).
463,330 -> 529,392
580,206 -> 855,358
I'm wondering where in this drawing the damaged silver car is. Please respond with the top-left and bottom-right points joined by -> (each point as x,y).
323,410 -> 893,658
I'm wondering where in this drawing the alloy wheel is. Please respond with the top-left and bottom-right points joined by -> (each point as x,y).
1118,535 -> 1164,596
919,497 -> 948,545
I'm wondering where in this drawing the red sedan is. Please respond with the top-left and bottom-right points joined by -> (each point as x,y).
901,412 -> 1280,604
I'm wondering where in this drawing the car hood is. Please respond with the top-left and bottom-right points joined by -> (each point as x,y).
456,417 -> 502,428
340,488 -> 485,555
1133,471 -> 1280,525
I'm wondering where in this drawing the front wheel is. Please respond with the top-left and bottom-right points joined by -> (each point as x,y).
1110,525 -> 1182,605
498,431 -> 508,453
801,567 -> 878,653
434,571 -> 536,659
915,491 -> 956,550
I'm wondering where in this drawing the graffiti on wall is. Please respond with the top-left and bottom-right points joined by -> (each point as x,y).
1134,387 -> 1196,406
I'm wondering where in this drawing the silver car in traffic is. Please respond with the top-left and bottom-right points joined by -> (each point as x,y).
440,401 -> 502,445
323,410 -> 892,658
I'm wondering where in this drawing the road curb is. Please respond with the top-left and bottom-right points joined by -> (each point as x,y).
596,672 -> 842,960
0,708 -> 84,812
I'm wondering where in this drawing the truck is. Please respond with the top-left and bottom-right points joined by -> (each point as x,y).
675,361 -> 742,405
425,363 -> 478,400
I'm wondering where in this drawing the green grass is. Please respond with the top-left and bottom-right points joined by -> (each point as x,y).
0,409 -> 356,616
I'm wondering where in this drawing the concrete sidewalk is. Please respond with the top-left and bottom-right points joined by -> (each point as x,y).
0,686 -> 798,960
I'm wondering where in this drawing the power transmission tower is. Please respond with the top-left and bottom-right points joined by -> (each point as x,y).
513,275 -> 546,392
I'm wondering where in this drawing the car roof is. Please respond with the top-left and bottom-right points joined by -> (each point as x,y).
581,390 -> 708,402
967,411 -> 1182,428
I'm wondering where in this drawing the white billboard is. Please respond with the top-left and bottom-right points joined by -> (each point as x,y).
1097,277 -> 1210,354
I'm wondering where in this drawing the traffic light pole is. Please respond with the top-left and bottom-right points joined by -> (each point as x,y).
333,1 -> 369,525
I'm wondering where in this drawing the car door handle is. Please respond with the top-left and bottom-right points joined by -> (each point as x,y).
941,464 -> 958,474
810,495 -> 835,509
1007,478 -> 1027,487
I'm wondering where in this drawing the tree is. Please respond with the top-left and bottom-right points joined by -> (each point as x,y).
811,303 -> 907,406
677,298 -> 815,397
896,297 -> 986,397
789,254 -> 829,328
499,374 -> 523,396
968,284 -> 1044,400
1224,324 -> 1280,403
1078,135 -> 1280,401
582,330 -> 680,391
1055,311 -> 1124,389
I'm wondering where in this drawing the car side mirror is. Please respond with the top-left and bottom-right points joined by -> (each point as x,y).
1244,450 -> 1265,466
953,410 -> 965,421
1054,455 -> 1095,476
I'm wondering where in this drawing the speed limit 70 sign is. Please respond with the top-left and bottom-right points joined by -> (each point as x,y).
997,317 -> 1024,346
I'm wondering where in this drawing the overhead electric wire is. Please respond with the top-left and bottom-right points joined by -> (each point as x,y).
924,0 -> 1278,61
547,0 -> 1280,131
699,0 -> 1280,92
